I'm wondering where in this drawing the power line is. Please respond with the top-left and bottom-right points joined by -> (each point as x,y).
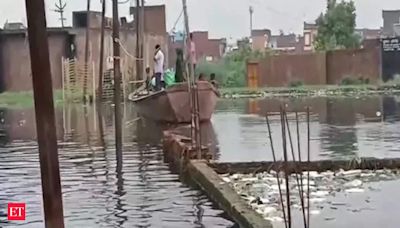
170,9 -> 184,33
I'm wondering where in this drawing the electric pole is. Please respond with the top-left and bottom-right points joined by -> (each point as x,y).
24,0 -> 65,227
249,6 -> 254,37
53,0 -> 67,28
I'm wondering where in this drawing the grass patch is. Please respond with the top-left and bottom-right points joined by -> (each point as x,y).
0,90 -> 82,109
288,80 -> 304,88
340,77 -> 369,86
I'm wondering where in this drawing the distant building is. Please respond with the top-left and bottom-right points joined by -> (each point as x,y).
269,33 -> 299,52
382,10 -> 400,37
129,5 -> 167,35
0,9 -> 168,92
303,22 -> 318,51
167,31 -> 226,67
3,22 -> 25,30
355,28 -> 382,40
250,29 -> 271,51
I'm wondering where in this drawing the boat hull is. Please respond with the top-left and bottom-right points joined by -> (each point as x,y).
129,81 -> 218,123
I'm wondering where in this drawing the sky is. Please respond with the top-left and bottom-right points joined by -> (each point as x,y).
1,0 -> 400,40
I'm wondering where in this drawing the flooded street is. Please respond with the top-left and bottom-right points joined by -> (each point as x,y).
1,95 -> 400,227
0,105 -> 235,227
215,96 -> 400,162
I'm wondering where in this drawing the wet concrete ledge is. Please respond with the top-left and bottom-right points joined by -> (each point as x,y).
210,158 -> 400,175
188,160 -> 272,228
163,131 -> 272,228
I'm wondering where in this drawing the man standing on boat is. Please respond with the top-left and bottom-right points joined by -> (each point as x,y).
154,44 -> 165,91
189,33 -> 197,71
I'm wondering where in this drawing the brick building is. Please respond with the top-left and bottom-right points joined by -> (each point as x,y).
168,31 -> 226,67
0,9 -> 168,92
250,29 -> 271,51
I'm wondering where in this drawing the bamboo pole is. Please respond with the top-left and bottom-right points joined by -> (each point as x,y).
97,0 -> 106,101
83,0 -> 91,102
24,0 -> 65,227
181,0 -> 201,158
135,0 -> 141,81
140,0 -> 145,79
112,0 -> 123,154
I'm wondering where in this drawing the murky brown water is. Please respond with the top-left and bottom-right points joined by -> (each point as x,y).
214,95 -> 400,162
1,95 -> 400,227
0,104 -> 235,227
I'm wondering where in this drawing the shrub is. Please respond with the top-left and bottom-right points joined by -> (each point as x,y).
288,80 -> 304,88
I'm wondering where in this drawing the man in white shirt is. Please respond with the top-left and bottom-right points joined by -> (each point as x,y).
153,44 -> 164,91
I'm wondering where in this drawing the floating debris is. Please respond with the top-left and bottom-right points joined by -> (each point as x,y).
220,168 -> 400,223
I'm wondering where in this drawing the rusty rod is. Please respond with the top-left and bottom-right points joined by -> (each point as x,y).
306,107 -> 311,228
284,111 -> 307,228
266,113 -> 288,228
112,0 -> 123,154
295,111 -> 307,228
24,0 -> 65,227
97,0 -> 106,101
281,107 -> 291,228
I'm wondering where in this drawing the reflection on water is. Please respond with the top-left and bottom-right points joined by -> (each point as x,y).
213,95 -> 400,162
2,95 -> 400,226
0,103 -> 234,227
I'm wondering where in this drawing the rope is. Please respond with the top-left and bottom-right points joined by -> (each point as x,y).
170,9 -> 183,33
114,38 -> 145,61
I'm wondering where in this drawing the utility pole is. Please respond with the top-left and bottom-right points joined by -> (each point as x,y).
97,0 -> 106,101
249,6 -> 254,37
112,0 -> 123,154
53,0 -> 67,28
24,0 -> 65,227
83,0 -> 91,102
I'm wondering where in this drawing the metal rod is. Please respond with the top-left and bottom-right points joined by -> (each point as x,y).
284,111 -> 307,228
83,0 -> 91,101
24,0 -> 65,227
97,0 -> 106,101
295,111 -> 307,228
281,107 -> 292,228
112,0 -> 123,154
266,113 -> 288,228
306,106 -> 311,228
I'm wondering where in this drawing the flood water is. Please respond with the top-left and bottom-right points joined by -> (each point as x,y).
0,105 -> 235,227
215,95 -> 400,162
1,95 -> 400,227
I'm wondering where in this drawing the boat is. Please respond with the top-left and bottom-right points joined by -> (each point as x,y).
128,81 -> 219,123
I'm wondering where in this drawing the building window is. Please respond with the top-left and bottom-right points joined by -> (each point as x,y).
206,56 -> 213,62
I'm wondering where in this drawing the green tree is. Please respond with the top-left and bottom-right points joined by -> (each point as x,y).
196,38 -> 267,88
315,0 -> 360,50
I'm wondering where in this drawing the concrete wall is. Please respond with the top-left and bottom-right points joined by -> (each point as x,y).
0,32 -> 68,91
250,47 -> 380,87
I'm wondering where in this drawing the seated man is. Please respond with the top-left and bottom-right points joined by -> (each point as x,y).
198,73 -> 206,81
210,73 -> 219,88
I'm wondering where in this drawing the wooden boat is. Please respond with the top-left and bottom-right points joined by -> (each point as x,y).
128,81 -> 219,123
